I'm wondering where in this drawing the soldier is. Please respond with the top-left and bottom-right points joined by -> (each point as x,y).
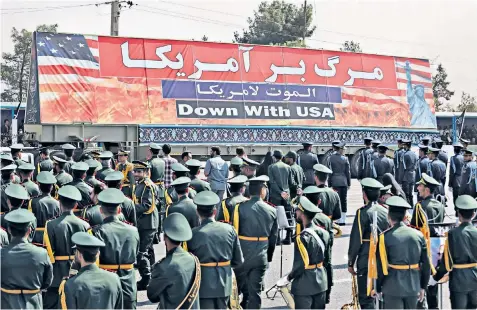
371,139 -> 381,157
10,143 -> 24,168
1,183 -> 34,234
28,171 -> 60,244
186,159 -> 212,193
230,175 -> 278,309
104,171 -> 137,225
433,195 -> 477,309
69,162 -> 94,210
1,153 -> 21,184
460,138 -> 470,149
93,188 -> 139,309
348,178 -> 389,309
394,137 -> 405,185
186,191 -> 244,309
84,159 -> 104,189
116,150 -> 136,198
229,157 -> 243,178
217,175 -> 248,224
147,213 -> 201,309
42,185 -> 91,309
240,157 -> 260,198
60,232 -> 123,309
147,145 -> 165,204
313,164 -> 342,221
34,147 -> 54,181
375,196 -> 430,309
285,151 -> 304,200
401,139 -> 418,206
165,162 -> 196,205
370,145 -> 394,184
96,151 -> 115,183
1,164 -> 18,214
61,143 -> 76,175
421,136 -> 431,147
416,144 -> 430,201
166,177 -> 199,229
52,155 -> 73,187
459,149 -> 477,198
284,196 -> 329,309
297,142 -> 319,189
1,209 -> 53,309
83,184 -> 106,226
449,142 -> 464,204
18,163 -> 41,197
328,142 -> 351,225
426,147 -> 447,196
358,136 -> 374,180
432,138 -> 448,164
132,161 -> 159,291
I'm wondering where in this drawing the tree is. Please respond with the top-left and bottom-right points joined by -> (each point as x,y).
233,0 -> 316,45
340,40 -> 362,52
432,64 -> 454,111
201,35 -> 208,42
457,91 -> 477,112
1,24 -> 58,104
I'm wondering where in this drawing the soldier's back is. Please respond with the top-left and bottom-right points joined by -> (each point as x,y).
329,153 -> 349,187
190,178 -> 211,193
96,167 -> 115,182
69,179 -> 93,207
29,194 -> 60,243
149,157 -> 165,183
119,197 -> 137,226
299,151 -> 319,186
318,187 -> 341,221
56,171 -> 73,187
22,179 -> 41,197
84,205 -> 103,227
167,196 -> 199,229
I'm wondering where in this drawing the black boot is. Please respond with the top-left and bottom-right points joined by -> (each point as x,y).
137,274 -> 151,291
282,229 -> 292,245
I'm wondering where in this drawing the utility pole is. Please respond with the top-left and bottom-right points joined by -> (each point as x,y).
303,0 -> 307,45
110,0 -> 120,36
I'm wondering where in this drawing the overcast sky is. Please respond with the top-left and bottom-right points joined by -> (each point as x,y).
1,0 -> 476,105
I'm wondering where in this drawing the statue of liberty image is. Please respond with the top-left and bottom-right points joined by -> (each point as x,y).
405,61 -> 437,127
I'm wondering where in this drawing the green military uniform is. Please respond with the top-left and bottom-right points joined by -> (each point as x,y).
229,157 -> 243,179
18,163 -> 41,197
348,178 -> 389,309
165,163 -> 197,205
230,175 -> 278,309
10,144 -> 25,171
42,185 -> 91,309
0,184 -> 35,242
376,196 -> 431,309
147,213 -> 201,309
186,191 -> 244,309
96,151 -> 115,183
434,195 -> 477,309
313,164 -> 342,221
217,175 -> 249,223
84,159 -> 104,189
186,159 -> 212,193
412,173 -> 444,235
288,197 -> 329,309
286,151 -> 304,199
28,172 -> 60,244
132,161 -> 159,290
61,143 -> 76,175
33,147 -> 54,181
166,177 -> 199,229
1,164 -> 18,213
116,150 -> 136,198
240,158 -> 260,198
105,171 -> 137,226
69,162 -> 94,210
0,209 -> 53,309
60,232 -> 123,309
92,188 -> 140,309
147,145 -> 166,240
53,155 -> 73,187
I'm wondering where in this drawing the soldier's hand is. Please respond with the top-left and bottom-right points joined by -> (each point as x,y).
418,289 -> 425,302
280,192 -> 289,200
347,266 -> 356,275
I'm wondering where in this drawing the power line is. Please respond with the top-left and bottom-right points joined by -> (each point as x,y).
154,0 -> 244,18
0,2 -> 110,15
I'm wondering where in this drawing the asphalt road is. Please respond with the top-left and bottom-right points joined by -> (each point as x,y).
137,179 -> 456,309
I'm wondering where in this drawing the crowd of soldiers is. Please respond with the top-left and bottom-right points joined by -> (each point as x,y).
0,137 -> 476,310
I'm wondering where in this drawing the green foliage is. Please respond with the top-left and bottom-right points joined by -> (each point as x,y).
201,35 -> 209,42
1,24 -> 58,103
340,41 -> 362,52
457,92 -> 477,112
233,0 -> 316,45
432,64 -> 454,111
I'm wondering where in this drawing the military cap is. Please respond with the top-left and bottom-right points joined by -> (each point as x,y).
10,143 -> 24,151
455,195 -> 477,210
313,164 -> 332,174
171,162 -> 190,172
149,143 -> 161,150
273,150 -> 283,158
72,232 -> 105,249
296,196 -> 320,213
185,159 -> 201,168
249,175 -> 270,183
39,146 -> 50,154
421,136 -> 431,142
90,150 -> 101,158
0,153 -> 14,162
385,196 -> 412,209
4,208 -> 36,227
453,142 -> 464,148
418,143 -> 428,150
132,160 -> 150,170
61,143 -> 76,150
377,144 -> 388,151
284,151 -> 297,161
303,186 -> 322,195
230,157 -> 243,166
242,157 -> 260,167
433,137 -> 443,143
36,171 -> 57,184
363,136 -> 373,142
416,173 -> 440,187
460,138 -> 470,144
194,191 -> 220,210
396,137 -> 403,142
5,183 -> 30,200
117,149 -> 130,156
427,147 -> 440,154
228,175 -> 248,184
172,176 -> 191,192
104,171 -> 124,182
71,162 -> 89,171
85,159 -> 100,169
58,185 -> 82,201
18,162 -> 35,171
360,178 -> 384,189
335,142 -> 346,149
163,213 -> 193,242
98,151 -> 113,159
332,140 -> 341,146
52,155 -> 67,163
463,149 -> 475,156
98,188 -> 125,205
401,139 -> 412,144
1,164 -> 17,172
371,139 -> 382,145
302,142 -> 314,146
380,184 -> 392,194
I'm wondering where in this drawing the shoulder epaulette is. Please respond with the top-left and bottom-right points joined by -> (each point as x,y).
144,179 -> 153,187
123,220 -> 134,226
264,201 -> 276,208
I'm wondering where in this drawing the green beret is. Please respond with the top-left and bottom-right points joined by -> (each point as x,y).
72,232 -> 105,248
5,184 -> 30,200
185,159 -> 201,168
193,191 -> 220,210
85,159 -> 100,169
149,143 -> 161,150
36,171 -> 57,184
385,196 -> 412,209
98,188 -> 125,205
171,163 -> 189,173
71,162 -> 89,171
230,157 -> 243,166
104,171 -> 124,182
18,163 -> 35,171
4,208 -> 35,226
228,175 -> 248,184
1,164 -> 17,172
296,196 -> 320,213
313,164 -> 332,174
98,151 -> 113,159
163,213 -> 192,242
61,143 -> 76,150
455,195 -> 477,210
58,185 -> 82,201
416,173 -> 440,187
360,178 -> 384,189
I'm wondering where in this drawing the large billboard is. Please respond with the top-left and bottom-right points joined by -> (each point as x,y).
27,32 -> 436,129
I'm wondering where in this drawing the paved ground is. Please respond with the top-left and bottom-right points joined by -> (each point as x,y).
137,179 -> 456,309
